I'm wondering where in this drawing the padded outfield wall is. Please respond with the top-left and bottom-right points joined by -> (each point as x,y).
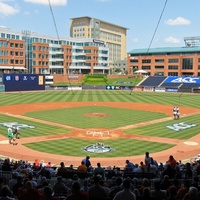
3,74 -> 45,92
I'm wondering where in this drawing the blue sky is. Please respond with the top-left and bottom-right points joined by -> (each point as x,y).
0,0 -> 200,51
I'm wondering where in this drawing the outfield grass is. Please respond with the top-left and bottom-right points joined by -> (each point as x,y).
0,91 -> 199,108
24,106 -> 167,129
0,114 -> 71,138
125,114 -> 200,140
24,138 -> 174,158
0,90 -> 199,158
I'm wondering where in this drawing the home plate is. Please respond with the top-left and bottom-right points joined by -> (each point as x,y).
184,141 -> 199,146
0,140 -> 9,144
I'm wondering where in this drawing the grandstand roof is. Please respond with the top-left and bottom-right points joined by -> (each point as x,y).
128,46 -> 200,55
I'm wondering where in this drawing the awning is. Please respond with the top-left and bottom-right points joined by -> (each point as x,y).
0,66 -> 26,69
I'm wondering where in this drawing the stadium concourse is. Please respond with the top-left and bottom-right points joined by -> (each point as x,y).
0,102 -> 200,168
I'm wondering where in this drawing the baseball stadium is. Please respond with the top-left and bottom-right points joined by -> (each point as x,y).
0,74 -> 200,168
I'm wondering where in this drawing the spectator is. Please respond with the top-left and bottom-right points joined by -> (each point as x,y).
144,152 -> 151,166
138,178 -> 150,196
53,176 -> 69,195
57,162 -> 68,177
99,180 -> 110,197
133,164 -> 143,173
12,176 -> 24,197
8,172 -> 18,191
46,162 -> 52,168
94,163 -> 105,178
162,163 -> 176,179
160,175 -> 172,190
113,178 -> 136,200
18,181 -> 42,200
109,177 -> 123,200
150,181 -> 167,200
166,155 -> 177,168
167,186 -> 177,200
140,161 -> 145,172
140,187 -> 154,200
82,156 -> 91,172
176,179 -> 191,200
0,185 -> 15,200
42,186 -> 59,200
185,162 -> 193,179
77,161 -> 87,173
65,181 -> 88,200
125,160 -> 135,172
88,175 -> 107,200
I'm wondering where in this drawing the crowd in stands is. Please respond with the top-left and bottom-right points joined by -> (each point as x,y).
0,152 -> 200,199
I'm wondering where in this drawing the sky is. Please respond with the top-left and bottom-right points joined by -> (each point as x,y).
0,0 -> 200,52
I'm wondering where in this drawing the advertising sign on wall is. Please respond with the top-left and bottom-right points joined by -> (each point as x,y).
165,76 -> 200,84
3,74 -> 45,92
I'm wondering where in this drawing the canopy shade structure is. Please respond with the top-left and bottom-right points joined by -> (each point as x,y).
134,70 -> 148,74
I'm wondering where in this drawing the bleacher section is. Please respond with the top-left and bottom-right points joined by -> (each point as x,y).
180,83 -> 200,89
139,76 -> 167,87
160,82 -> 182,88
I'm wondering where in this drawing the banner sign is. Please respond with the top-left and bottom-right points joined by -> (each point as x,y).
143,87 -> 154,91
116,82 -> 132,84
106,86 -> 116,90
155,87 -> 165,92
165,76 -> 200,84
166,88 -> 178,92
3,74 -> 45,92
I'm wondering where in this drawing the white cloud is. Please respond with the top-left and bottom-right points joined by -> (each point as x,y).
165,17 -> 191,25
0,1 -> 19,16
164,36 -> 181,44
131,38 -> 139,43
24,0 -> 67,6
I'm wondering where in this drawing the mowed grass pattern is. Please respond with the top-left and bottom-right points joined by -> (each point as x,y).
0,114 -> 70,138
125,114 -> 200,140
0,91 -> 199,158
24,138 -> 174,158
24,106 -> 167,129
0,91 -> 200,108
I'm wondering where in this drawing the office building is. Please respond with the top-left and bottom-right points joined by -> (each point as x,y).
128,46 -> 200,76
70,16 -> 128,69
0,27 -> 109,74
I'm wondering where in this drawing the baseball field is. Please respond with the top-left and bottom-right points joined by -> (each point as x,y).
0,90 -> 200,167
